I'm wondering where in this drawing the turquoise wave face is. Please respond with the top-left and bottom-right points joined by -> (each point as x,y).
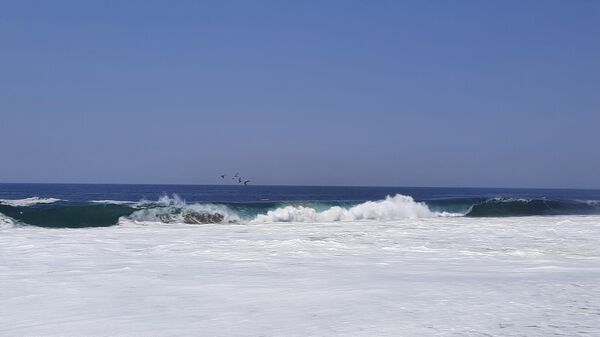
464,198 -> 600,217
0,204 -> 136,228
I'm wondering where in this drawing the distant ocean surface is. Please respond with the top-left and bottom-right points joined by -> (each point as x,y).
1,183 -> 600,228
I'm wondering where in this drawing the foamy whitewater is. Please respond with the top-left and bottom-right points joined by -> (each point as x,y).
252,194 -> 442,222
1,186 -> 600,336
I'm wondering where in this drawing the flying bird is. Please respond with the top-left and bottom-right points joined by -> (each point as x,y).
225,172 -> 250,185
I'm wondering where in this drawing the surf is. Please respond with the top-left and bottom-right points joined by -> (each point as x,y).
0,204 -> 136,228
251,194 -> 440,223
2,194 -> 600,228
464,197 -> 600,217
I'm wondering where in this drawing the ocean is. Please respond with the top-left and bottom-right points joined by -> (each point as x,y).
1,184 -> 599,336
2,184 -> 600,227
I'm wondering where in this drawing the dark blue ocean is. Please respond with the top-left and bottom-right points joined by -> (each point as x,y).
1,184 -> 600,228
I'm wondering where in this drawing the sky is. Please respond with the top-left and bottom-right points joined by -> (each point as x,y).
1,1 -> 599,188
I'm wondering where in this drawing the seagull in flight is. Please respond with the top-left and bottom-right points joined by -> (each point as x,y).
224,172 -> 251,185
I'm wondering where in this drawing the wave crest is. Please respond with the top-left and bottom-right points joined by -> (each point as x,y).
126,195 -> 241,224
252,194 -> 436,223
0,197 -> 62,207
90,200 -> 135,205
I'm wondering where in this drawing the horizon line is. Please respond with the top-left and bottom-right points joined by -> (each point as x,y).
0,181 -> 598,192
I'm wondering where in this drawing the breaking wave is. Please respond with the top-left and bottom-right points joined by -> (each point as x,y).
465,197 -> 600,217
2,194 -> 600,228
127,202 -> 242,224
0,213 -> 17,229
252,194 -> 443,223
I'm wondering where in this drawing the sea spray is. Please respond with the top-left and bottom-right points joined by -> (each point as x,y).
252,194 -> 436,223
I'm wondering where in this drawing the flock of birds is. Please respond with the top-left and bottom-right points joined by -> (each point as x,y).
220,173 -> 251,186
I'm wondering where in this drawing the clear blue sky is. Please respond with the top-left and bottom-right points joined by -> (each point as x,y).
1,1 -> 599,188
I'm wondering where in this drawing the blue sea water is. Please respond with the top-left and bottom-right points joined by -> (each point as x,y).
1,184 -> 600,228
2,183 -> 600,203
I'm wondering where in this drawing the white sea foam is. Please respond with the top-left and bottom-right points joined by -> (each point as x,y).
252,194 -> 438,223
90,200 -> 135,205
0,197 -> 62,207
0,213 -> 17,229
1,215 -> 599,336
92,195 -> 189,209
490,197 -> 533,202
578,199 -> 600,207
133,194 -> 186,208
